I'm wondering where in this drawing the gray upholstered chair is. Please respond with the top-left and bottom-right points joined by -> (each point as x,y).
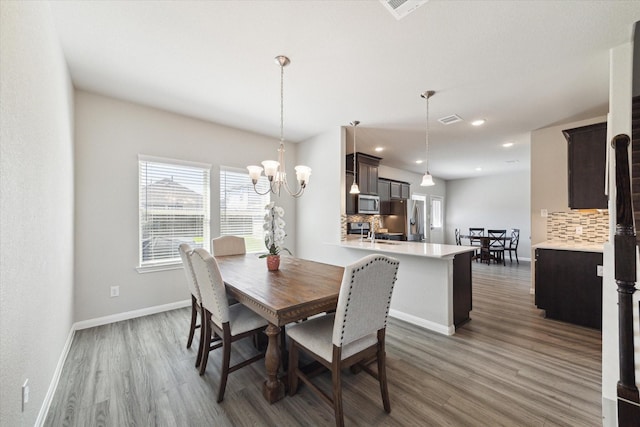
211,235 -> 246,256
189,248 -> 268,402
178,243 -> 205,367
287,254 -> 400,427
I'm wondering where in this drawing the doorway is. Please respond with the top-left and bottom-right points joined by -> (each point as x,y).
410,194 -> 426,241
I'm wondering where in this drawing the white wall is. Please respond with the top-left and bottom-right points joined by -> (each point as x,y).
445,171 -> 531,261
74,91 -> 297,322
0,2 -> 75,425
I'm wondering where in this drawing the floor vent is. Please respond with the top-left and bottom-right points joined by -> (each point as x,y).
438,114 -> 463,125
379,0 -> 428,20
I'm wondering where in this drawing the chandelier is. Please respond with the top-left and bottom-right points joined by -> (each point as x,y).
420,90 -> 435,186
247,55 -> 311,197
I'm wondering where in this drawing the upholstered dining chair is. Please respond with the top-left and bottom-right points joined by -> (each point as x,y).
211,235 -> 246,256
487,229 -> 507,266
506,228 -> 520,264
287,254 -> 400,427
178,243 -> 205,367
189,248 -> 268,402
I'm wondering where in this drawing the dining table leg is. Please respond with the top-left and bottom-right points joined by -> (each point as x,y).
263,322 -> 285,403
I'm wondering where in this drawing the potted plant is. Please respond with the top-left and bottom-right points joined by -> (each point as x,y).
259,202 -> 291,270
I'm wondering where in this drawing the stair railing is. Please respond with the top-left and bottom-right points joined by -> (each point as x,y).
612,133 -> 640,425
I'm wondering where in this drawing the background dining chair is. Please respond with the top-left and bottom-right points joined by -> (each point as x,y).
211,235 -> 246,256
287,254 -> 400,427
178,243 -> 205,367
468,227 -> 484,259
455,228 -> 462,245
189,248 -> 268,402
506,228 -> 520,264
487,229 -> 507,266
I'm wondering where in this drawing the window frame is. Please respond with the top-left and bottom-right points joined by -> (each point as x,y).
137,154 -> 211,273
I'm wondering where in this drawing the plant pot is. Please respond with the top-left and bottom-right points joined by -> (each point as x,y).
266,255 -> 280,271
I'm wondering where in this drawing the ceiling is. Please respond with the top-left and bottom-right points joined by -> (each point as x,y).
49,1 -> 640,180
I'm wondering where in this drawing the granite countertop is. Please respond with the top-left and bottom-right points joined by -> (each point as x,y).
338,239 -> 477,259
532,241 -> 605,253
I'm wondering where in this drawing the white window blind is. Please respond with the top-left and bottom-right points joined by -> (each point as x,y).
139,156 -> 210,268
220,167 -> 270,253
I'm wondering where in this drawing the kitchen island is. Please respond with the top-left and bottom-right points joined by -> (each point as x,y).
338,239 -> 477,335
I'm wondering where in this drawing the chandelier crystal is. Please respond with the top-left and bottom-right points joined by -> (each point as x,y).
349,120 -> 361,194
420,90 -> 436,187
247,55 -> 311,197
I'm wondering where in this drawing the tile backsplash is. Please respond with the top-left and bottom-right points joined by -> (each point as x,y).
546,211 -> 609,243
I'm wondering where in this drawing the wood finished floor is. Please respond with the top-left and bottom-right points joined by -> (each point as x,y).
45,261 -> 602,426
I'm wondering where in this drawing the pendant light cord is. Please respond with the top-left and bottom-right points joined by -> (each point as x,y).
280,62 -> 284,144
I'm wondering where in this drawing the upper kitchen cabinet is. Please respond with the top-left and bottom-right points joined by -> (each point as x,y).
562,122 -> 608,209
346,152 -> 381,195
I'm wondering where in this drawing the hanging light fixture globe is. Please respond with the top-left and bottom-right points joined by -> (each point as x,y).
420,90 -> 436,187
246,55 -> 311,197
349,120 -> 361,194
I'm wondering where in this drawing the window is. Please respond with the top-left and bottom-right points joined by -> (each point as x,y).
430,196 -> 443,229
138,155 -> 210,270
220,167 -> 270,253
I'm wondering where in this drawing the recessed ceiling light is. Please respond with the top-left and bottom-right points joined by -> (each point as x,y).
502,142 -> 514,148
416,160 -> 424,164
475,167 -> 482,171
375,147 -> 384,152
471,119 -> 486,126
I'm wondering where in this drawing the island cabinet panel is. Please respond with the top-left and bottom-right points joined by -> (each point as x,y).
534,248 -> 603,329
563,122 -> 608,209
453,251 -> 472,327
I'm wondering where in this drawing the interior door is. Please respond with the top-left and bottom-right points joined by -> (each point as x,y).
429,195 -> 444,243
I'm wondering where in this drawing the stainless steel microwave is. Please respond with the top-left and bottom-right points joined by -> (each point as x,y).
358,194 -> 380,214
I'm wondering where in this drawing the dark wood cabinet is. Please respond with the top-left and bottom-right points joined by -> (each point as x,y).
534,248 -> 603,329
453,251 -> 472,327
563,122 -> 608,209
390,181 -> 401,199
401,183 -> 410,199
377,179 -> 391,215
346,153 -> 380,195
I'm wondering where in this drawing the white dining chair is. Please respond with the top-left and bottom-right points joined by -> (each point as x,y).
211,235 -> 246,256
189,248 -> 268,402
287,254 -> 400,427
178,243 -> 205,368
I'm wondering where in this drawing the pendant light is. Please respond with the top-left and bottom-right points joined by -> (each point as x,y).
349,120 -> 361,194
420,90 -> 436,187
247,55 -> 312,198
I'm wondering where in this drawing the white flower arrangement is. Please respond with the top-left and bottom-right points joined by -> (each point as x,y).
260,202 -> 292,258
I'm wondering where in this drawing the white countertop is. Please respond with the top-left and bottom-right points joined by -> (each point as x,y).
338,239 -> 477,259
532,241 -> 605,253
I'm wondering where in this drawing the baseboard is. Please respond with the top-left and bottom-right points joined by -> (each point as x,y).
35,326 -> 75,427
389,308 -> 455,336
36,299 -> 192,425
74,299 -> 191,330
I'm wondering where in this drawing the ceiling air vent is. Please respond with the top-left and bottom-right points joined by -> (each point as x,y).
379,0 -> 428,20
438,114 -> 463,125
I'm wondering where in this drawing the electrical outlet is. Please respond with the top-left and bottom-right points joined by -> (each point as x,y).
540,209 -> 548,218
597,265 -> 603,277
575,226 -> 583,235
22,379 -> 29,412
110,286 -> 120,297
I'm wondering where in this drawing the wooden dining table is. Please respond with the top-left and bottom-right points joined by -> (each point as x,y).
214,254 -> 344,403
462,235 -> 511,264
